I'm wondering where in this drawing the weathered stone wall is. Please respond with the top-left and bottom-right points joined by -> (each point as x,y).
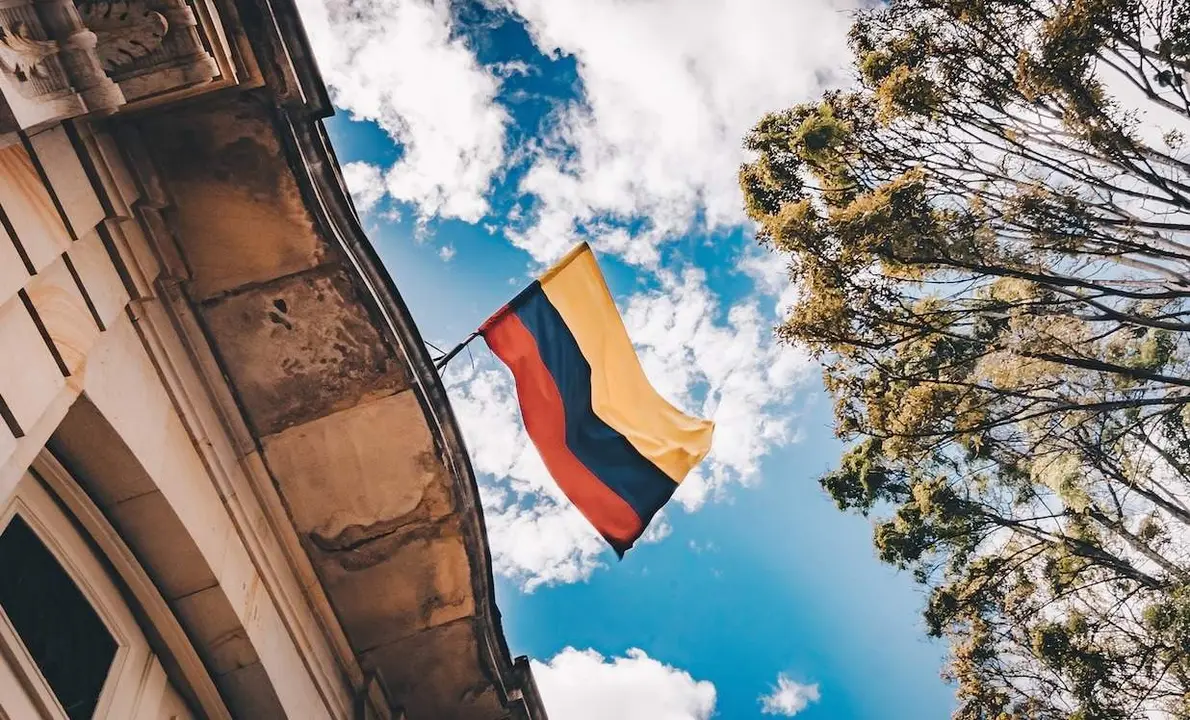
133,92 -> 513,719
0,0 -> 550,710
0,115 -> 370,718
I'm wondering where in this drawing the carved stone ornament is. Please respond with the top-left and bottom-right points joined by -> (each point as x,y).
77,1 -> 168,72
0,21 -> 59,82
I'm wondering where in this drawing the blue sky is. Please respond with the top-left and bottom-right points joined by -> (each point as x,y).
302,0 -> 956,716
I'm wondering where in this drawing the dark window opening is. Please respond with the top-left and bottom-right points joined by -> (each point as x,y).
0,515 -> 117,719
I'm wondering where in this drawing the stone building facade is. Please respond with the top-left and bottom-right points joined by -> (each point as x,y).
0,0 -> 548,716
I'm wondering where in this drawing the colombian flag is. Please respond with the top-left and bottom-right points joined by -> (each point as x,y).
481,243 -> 714,555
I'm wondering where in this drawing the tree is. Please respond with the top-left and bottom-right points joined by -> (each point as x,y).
740,0 -> 1190,716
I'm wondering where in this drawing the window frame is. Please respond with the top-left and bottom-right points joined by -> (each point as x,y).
0,473 -> 153,720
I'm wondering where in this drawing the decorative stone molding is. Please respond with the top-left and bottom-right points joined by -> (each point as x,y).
0,20 -> 59,83
0,4 -> 88,132
77,0 -> 168,72
34,0 -> 126,113
0,0 -> 244,132
82,0 -> 218,102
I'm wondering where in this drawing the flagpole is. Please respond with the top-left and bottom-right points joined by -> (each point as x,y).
432,241 -> 591,373
433,330 -> 480,371
432,279 -> 536,372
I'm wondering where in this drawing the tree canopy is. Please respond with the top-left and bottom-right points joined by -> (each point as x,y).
740,0 -> 1190,716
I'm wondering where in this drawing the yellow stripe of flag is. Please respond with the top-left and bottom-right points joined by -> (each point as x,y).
539,243 -> 715,483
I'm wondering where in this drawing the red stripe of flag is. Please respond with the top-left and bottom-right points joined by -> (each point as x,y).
483,312 -> 644,550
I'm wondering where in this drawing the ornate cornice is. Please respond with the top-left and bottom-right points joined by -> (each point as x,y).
0,0 -> 235,132
0,20 -> 59,82
77,1 -> 168,72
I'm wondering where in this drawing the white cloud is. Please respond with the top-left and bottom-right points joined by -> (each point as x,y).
532,648 -> 716,720
297,0 -> 508,222
446,270 -> 813,589
342,161 -> 385,214
438,244 -> 456,261
760,675 -> 821,717
623,268 -> 814,510
303,0 -> 825,589
489,59 -> 537,78
495,0 -> 857,266
303,0 -> 854,264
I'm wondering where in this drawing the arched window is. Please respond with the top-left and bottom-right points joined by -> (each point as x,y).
0,471 -> 193,719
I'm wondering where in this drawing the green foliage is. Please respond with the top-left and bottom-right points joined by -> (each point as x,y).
819,438 -> 904,514
740,0 -> 1190,716
874,66 -> 941,122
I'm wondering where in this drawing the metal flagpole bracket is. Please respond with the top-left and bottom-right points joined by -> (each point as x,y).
433,330 -> 479,372
430,277 -> 538,373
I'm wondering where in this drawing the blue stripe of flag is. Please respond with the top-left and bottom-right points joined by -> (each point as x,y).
513,285 -> 678,523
